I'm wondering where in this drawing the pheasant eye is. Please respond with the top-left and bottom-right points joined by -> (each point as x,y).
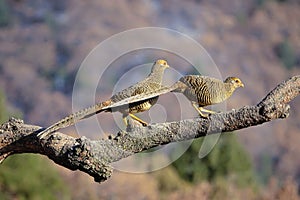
163,62 -> 166,65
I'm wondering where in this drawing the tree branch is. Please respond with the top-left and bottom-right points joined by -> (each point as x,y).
0,75 -> 299,183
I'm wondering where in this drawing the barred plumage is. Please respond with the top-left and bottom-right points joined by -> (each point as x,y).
37,59 -> 169,139
176,75 -> 244,117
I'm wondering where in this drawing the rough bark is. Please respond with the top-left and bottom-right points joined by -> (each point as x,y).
0,75 -> 299,183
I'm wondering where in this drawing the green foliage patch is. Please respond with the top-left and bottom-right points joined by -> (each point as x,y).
172,133 -> 256,188
0,0 -> 10,27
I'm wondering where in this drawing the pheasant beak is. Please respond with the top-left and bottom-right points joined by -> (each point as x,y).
240,82 -> 244,88
161,63 -> 170,68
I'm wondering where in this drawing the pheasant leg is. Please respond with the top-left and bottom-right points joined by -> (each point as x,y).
191,102 -> 218,118
129,113 -> 148,126
200,107 -> 216,114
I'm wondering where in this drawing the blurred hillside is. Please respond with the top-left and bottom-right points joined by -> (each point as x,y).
0,0 -> 300,199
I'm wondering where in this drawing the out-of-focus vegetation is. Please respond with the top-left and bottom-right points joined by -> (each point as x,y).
275,39 -> 297,69
0,154 -> 70,200
172,134 -> 256,188
0,90 -> 8,123
0,91 -> 70,200
0,0 -> 10,27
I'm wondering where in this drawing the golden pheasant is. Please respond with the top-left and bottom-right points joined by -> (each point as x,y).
173,75 -> 244,117
37,59 -> 170,139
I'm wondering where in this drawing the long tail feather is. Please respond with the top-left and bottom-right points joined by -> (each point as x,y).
37,101 -> 111,139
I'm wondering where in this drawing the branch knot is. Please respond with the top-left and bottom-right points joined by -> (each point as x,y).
259,103 -> 290,119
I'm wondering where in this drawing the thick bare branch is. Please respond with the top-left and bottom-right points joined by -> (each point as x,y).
0,75 -> 299,183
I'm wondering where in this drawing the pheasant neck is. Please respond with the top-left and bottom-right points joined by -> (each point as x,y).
148,67 -> 166,84
224,83 -> 236,98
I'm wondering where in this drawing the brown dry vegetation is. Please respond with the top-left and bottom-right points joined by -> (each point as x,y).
0,0 -> 300,199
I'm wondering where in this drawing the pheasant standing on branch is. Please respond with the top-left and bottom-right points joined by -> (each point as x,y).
110,75 -> 244,118
37,59 -> 170,139
172,75 -> 244,117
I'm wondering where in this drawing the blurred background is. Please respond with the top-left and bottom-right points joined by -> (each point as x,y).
0,0 -> 300,199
